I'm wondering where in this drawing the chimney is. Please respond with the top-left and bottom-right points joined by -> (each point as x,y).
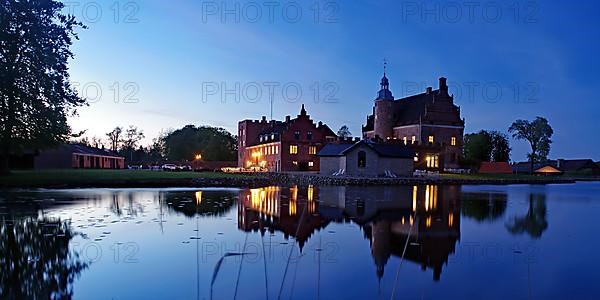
318,121 -> 323,127
426,87 -> 433,94
261,116 -> 267,123
439,77 -> 448,91
286,115 -> 291,122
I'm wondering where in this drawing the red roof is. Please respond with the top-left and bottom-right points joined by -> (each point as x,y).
479,162 -> 513,174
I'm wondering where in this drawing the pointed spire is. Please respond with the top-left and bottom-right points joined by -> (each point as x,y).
380,58 -> 390,90
376,59 -> 393,100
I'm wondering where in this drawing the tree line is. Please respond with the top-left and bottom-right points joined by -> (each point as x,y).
463,116 -> 553,173
72,125 -> 237,165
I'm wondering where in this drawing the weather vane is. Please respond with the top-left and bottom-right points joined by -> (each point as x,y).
383,58 -> 388,75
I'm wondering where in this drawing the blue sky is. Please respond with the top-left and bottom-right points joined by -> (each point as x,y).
66,0 -> 600,161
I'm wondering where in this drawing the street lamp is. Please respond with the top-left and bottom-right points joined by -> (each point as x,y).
195,153 -> 202,160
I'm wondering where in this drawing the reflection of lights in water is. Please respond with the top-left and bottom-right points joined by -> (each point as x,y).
248,186 -> 281,217
424,185 -> 438,211
289,186 -> 298,216
195,191 -> 202,205
425,187 -> 429,212
308,185 -> 315,214
448,213 -> 454,227
412,186 -> 418,212
426,216 -> 432,228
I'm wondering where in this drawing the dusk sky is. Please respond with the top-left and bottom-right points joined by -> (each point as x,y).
66,0 -> 600,161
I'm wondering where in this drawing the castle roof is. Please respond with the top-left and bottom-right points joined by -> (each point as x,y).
318,140 -> 415,158
364,77 -> 465,132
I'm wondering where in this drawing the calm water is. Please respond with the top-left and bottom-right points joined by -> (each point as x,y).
1,183 -> 600,299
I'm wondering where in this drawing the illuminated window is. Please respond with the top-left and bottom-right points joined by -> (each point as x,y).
412,136 -> 416,144
358,151 -> 367,168
289,145 -> 298,154
308,161 -> 314,167
428,135 -> 434,143
292,161 -> 298,166
309,146 -> 317,155
426,155 -> 439,168
451,136 -> 457,146
403,137 -> 407,145
275,146 -> 278,155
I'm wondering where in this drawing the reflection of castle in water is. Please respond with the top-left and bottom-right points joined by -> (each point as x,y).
238,186 -> 328,251
238,185 -> 461,281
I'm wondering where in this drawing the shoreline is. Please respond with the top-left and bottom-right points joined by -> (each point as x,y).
0,171 -> 583,189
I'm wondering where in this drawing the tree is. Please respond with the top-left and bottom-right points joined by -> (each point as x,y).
463,130 -> 511,168
463,131 -> 493,167
121,126 -> 144,163
0,0 -> 86,174
509,117 -> 553,174
337,125 -> 352,139
490,131 -> 511,162
122,126 -> 145,150
90,136 -> 105,148
106,127 -> 123,151
163,125 -> 237,161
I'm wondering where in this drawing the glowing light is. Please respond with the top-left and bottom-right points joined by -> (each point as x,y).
449,213 -> 454,227
195,191 -> 203,205
412,186 -> 418,212
425,186 -> 430,212
195,154 -> 202,160
308,185 -> 315,213
289,186 -> 298,216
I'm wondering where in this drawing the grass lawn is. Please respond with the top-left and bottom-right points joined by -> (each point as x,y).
0,169 -> 249,188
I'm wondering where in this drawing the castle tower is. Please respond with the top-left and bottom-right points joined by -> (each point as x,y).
373,66 -> 395,140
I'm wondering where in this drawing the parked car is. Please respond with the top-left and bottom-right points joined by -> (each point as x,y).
178,165 -> 192,171
162,164 -> 178,171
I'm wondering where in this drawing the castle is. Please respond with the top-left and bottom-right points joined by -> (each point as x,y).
238,105 -> 336,172
362,73 -> 465,170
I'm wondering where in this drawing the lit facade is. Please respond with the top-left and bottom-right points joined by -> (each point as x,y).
362,75 -> 465,170
238,105 -> 337,172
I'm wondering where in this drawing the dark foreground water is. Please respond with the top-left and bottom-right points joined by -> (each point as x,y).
1,183 -> 600,299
